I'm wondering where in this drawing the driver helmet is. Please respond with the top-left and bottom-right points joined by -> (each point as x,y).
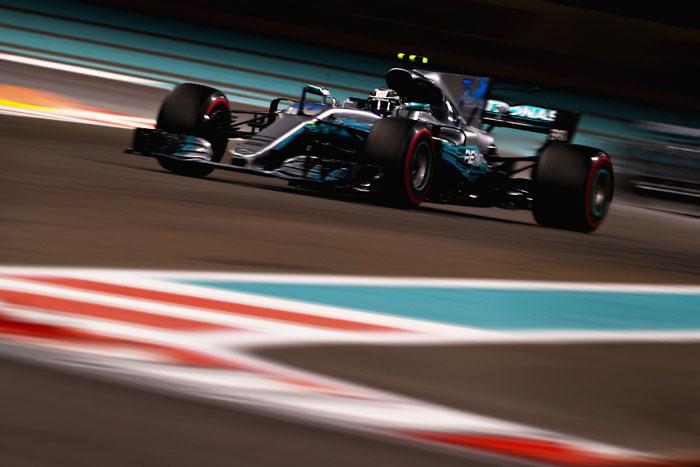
367,87 -> 401,116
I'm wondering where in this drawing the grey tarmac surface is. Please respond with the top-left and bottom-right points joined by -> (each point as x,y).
0,354 -> 496,467
1,97 -> 699,464
0,116 -> 698,282
259,343 -> 700,454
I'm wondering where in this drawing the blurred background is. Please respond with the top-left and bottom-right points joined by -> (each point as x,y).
1,1 -> 699,466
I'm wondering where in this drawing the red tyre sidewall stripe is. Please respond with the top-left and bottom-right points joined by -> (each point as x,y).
205,96 -> 230,115
403,128 -> 434,205
584,153 -> 612,229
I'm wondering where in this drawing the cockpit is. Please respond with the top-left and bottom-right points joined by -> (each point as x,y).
384,67 -> 489,129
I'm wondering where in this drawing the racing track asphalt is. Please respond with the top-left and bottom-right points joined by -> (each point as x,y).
1,60 -> 699,282
1,105 -> 700,464
1,116 -> 699,282
0,353 -> 495,467
260,343 -> 700,454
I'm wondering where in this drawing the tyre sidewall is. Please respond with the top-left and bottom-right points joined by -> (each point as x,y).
366,118 -> 435,207
402,129 -> 434,205
584,155 -> 614,229
533,143 -> 613,232
156,83 -> 230,177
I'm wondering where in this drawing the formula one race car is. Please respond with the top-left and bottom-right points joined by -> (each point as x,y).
126,55 -> 613,232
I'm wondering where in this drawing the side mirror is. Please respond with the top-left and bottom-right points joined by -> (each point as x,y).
303,84 -> 331,97
299,85 -> 336,115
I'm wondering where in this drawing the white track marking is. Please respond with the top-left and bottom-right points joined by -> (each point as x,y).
0,267 -> 692,464
0,105 -> 155,129
0,272 -> 502,337
0,340 -> 651,462
75,274 -> 700,344
3,270 -> 700,345
93,275 -> 506,338
2,266 -> 698,293
0,52 -> 168,88
0,277 -> 356,337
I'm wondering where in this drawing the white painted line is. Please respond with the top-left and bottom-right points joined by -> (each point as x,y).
1,266 -> 699,293
0,267 -> 678,463
0,107 -> 132,129
0,277 -> 360,338
635,183 -> 700,199
0,300 -> 205,349
0,52 -> 169,88
0,106 -> 155,129
4,271 -> 700,345
55,272 -> 510,339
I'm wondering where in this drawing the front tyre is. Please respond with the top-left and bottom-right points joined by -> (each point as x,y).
532,143 -> 614,232
156,83 -> 230,177
366,118 -> 435,207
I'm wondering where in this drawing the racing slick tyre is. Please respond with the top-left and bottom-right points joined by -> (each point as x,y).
156,83 -> 230,177
532,143 -> 613,233
366,118 -> 435,207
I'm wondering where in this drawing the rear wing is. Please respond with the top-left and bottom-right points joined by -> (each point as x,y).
393,52 -> 580,141
483,99 -> 580,143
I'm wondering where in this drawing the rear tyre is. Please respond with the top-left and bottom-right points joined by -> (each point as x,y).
156,83 -> 230,177
532,143 -> 613,232
366,118 -> 435,207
